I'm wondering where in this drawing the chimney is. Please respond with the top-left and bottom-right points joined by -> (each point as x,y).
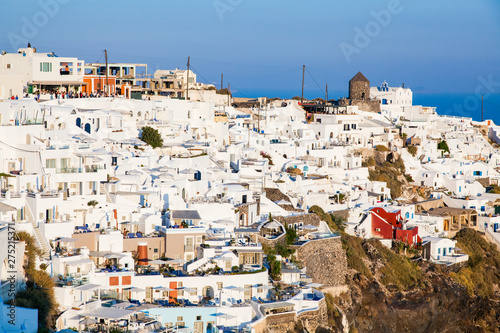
137,242 -> 148,265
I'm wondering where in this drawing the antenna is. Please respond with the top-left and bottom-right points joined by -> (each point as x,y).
301,65 -> 305,104
481,94 -> 484,122
186,56 -> 190,100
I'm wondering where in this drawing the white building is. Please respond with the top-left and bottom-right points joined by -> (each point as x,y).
0,46 -> 85,98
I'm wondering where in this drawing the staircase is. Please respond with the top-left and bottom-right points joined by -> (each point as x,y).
100,183 -> 113,203
209,153 -> 226,171
25,205 -> 51,259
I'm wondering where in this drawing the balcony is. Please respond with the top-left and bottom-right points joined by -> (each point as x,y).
85,165 -> 104,173
57,167 -> 82,174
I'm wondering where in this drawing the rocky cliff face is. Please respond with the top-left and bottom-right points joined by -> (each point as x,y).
328,230 -> 500,333
301,229 -> 500,333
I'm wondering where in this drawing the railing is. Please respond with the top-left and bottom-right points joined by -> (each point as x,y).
57,167 -> 82,174
85,165 -> 105,173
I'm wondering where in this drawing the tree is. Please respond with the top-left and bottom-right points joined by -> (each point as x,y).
87,200 -> 98,208
408,145 -> 417,157
140,126 -> 163,148
14,232 -> 58,328
437,140 -> 450,153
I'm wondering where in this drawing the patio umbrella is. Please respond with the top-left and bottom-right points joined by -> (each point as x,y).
124,287 -> 145,293
153,286 -> 175,292
301,224 -> 319,230
177,287 -> 197,293
103,253 -> 125,259
79,317 -> 97,325
149,259 -> 168,265
167,259 -> 187,265
56,237 -> 78,242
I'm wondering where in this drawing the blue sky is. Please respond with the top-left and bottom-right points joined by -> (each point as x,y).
0,0 -> 499,98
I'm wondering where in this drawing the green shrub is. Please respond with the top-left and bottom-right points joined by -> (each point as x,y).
140,126 -> 163,148
437,140 -> 450,153
375,145 -> 389,152
341,233 -> 372,279
408,145 -> 417,157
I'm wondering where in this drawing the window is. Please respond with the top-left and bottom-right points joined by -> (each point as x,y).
154,248 -> 158,253
375,228 -> 381,232
196,236 -> 202,244
196,316 -> 202,321
438,248 -> 441,254
190,288 -> 197,296
177,317 -> 183,322
6,64 -> 11,69
40,62 -> 52,72
217,282 -> 223,289
46,159 -> 56,168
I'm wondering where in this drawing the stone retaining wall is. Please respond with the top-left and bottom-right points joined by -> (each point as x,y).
293,237 -> 347,286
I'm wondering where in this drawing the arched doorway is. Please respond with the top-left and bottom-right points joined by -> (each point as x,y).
76,117 -> 81,127
84,123 -> 91,134
239,213 -> 247,227
202,286 -> 214,299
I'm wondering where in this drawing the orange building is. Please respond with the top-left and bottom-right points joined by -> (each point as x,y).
83,75 -> 116,94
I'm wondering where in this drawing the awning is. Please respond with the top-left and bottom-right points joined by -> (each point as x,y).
30,80 -> 88,85
66,258 -> 94,266
81,307 -> 136,319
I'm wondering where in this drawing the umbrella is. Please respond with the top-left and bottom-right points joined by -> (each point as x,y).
301,224 -> 319,230
167,259 -> 187,265
153,286 -> 175,292
79,317 -> 97,325
149,259 -> 168,265
103,253 -> 125,259
177,287 -> 197,293
56,237 -> 78,242
124,287 -> 145,292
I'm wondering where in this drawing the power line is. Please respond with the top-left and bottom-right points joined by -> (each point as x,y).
190,65 -> 211,85
305,67 -> 325,95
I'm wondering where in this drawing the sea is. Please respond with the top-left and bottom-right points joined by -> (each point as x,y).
235,89 -> 500,125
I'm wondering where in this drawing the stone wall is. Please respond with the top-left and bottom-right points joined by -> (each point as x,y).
297,297 -> 328,332
257,232 -> 286,249
253,298 -> 328,333
263,312 -> 297,333
275,213 -> 321,227
293,237 -> 347,286
351,99 -> 381,113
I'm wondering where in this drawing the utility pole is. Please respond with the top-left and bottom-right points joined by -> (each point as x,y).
481,94 -> 484,122
258,101 -> 261,133
186,56 -> 190,100
221,73 -> 223,90
227,83 -> 231,106
301,65 -> 305,104
105,49 -> 109,96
